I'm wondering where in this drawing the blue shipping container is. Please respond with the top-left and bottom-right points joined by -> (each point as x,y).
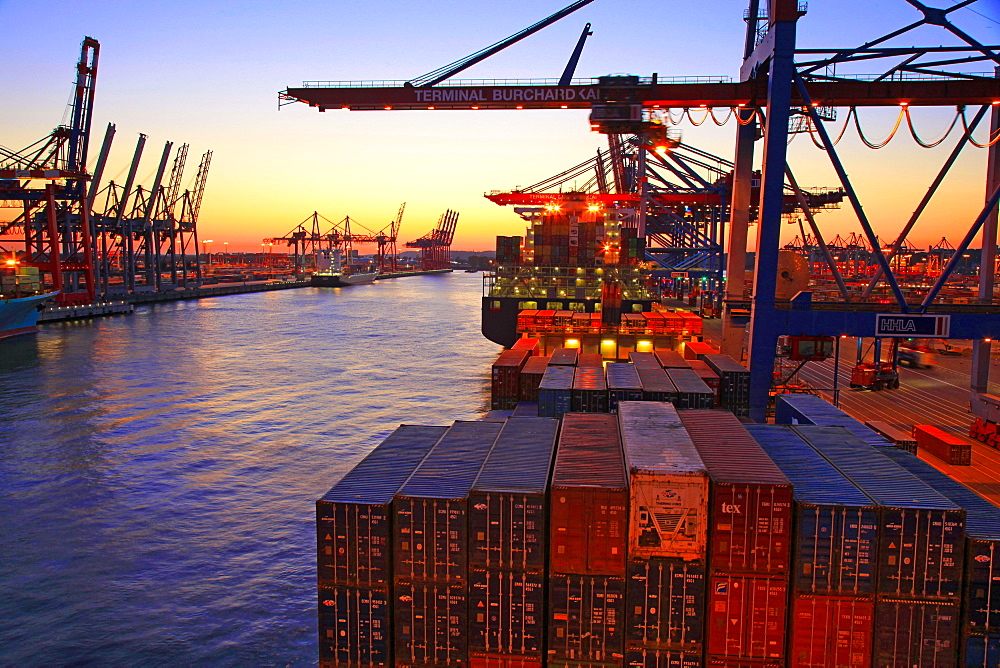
538,366 -> 575,418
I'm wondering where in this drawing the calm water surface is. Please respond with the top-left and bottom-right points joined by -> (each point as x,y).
0,273 -> 500,666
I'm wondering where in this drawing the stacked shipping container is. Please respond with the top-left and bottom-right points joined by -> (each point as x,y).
702,354 -> 751,417
468,418 -> 560,667
492,350 -> 530,410
681,411 -> 793,666
619,403 -> 708,665
548,413 -> 628,665
316,425 -> 448,667
393,421 -> 503,666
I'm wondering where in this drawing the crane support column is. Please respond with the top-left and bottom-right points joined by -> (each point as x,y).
971,67 -> 1000,395
747,0 -> 799,422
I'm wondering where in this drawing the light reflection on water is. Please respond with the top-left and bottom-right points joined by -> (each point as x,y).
0,273 -> 499,665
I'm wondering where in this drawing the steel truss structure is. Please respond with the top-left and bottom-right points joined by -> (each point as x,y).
281,0 -> 1000,421
405,210 -> 459,270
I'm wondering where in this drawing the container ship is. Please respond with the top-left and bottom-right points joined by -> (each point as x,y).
310,249 -> 377,287
1,263 -> 56,339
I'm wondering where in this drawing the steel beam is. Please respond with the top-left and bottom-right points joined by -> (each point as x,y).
972,72 -> 1000,394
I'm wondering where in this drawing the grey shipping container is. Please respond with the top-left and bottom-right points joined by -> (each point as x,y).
793,425 -> 966,600
874,598 -> 958,668
469,418 -> 560,571
702,354 -> 750,416
636,366 -> 677,403
468,568 -> 546,658
619,402 -> 708,560
394,421 -> 503,583
664,369 -> 715,410
393,581 -> 468,666
625,648 -> 702,668
319,584 -> 391,667
654,350 -> 691,369
548,573 -> 626,664
550,347 -> 580,366
607,363 -> 643,412
626,557 -> 706,650
747,425 -> 879,595
317,425 -> 447,587
630,351 -> 663,370
538,366 -> 575,418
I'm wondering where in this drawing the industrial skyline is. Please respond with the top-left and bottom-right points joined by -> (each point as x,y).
2,0 -> 997,251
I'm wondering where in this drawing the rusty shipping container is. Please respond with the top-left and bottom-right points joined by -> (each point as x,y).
394,421 -> 502,583
874,598 -> 958,668
654,349 -> 691,369
792,425 -> 966,600
518,356 -> 550,402
550,413 -> 628,576
469,569 -> 546,659
681,412 -> 793,577
394,581 -> 469,666
607,362 -> 644,412
492,349 -> 531,410
706,575 -> 788,662
664,369 -> 715,409
538,366 -> 575,418
573,366 -> 609,413
548,573 -> 626,664
747,425 -> 879,596
913,424 -> 972,466
626,557 -> 706,650
789,594 -> 875,668
469,418 -> 560,572
319,585 -> 392,667
317,425 -> 447,588
619,402 -> 708,560
550,347 -> 579,366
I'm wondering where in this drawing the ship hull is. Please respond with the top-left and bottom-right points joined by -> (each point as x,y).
310,272 -> 377,287
0,293 -> 56,339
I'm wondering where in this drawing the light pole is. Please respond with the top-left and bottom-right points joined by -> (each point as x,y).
223,242 -> 229,267
202,239 -> 214,269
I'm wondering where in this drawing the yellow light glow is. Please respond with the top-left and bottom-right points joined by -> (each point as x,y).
588,205 -> 601,212
565,338 -> 580,348
636,340 -> 653,352
5,259 -> 17,266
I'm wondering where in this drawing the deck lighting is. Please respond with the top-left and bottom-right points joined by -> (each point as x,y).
471,106 -> 479,109
384,106 -> 392,110
565,338 -> 580,348
560,105 -> 568,109
427,106 -> 435,110
899,102 -> 909,107
517,106 -> 524,110
588,205 -> 601,212
987,338 -> 993,343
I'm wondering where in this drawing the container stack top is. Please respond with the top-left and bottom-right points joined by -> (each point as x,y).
573,366 -> 608,391
539,365 -> 575,389
577,353 -> 605,368
319,424 -> 447,505
493,349 -> 530,368
619,402 -> 705,477
702,353 -> 748,374
680,411 -> 789,487
635,365 -> 677,394
551,413 -> 626,490
628,352 -> 661,370
775,394 -> 897,451
654,349 -> 689,369
792,425 -> 963,513
396,421 -> 502,500
472,418 -> 560,495
549,348 -> 579,366
666,369 -> 715,396
521,356 -> 550,375
746,425 -> 874,508
606,362 -> 642,389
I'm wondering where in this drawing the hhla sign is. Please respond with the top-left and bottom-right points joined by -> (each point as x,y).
875,314 -> 951,338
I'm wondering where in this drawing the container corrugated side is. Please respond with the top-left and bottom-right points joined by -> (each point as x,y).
788,594 -> 874,668
538,366 -> 575,418
747,425 -> 879,596
870,442 -> 1000,635
874,598 -> 958,668
965,633 -> 1000,667
792,425 -> 966,600
664,369 -> 715,410
319,584 -> 391,667
607,363 -> 643,412
573,366 -> 609,413
706,575 -> 788,662
681,412 -> 793,577
549,347 -> 579,366
619,402 -> 708,560
550,413 -> 628,576
578,353 -> 605,368
702,354 -> 750,416
493,350 -> 531,409
626,557 -> 706,650
654,350 -> 691,369
469,655 -> 543,668
518,356 -> 550,402
317,425 -> 446,587
394,421 -> 502,584
548,573 -> 626,664
393,581 -> 468,666
774,395 -> 901,454
469,418 -> 560,572
865,420 -> 918,454
914,424 -> 972,466
469,568 -> 545,659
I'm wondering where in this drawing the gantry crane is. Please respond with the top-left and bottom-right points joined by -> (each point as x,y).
405,210 -> 458,271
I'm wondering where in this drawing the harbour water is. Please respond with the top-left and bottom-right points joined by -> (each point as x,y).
0,273 -> 499,665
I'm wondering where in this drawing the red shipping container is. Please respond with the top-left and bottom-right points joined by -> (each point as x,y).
683,341 -> 718,360
789,594 -> 874,668
654,349 -> 691,369
548,573 -> 626,664
511,337 -> 540,356
707,659 -> 783,667
469,656 -> 543,668
517,310 -> 538,332
679,411 -> 793,576
913,424 -> 972,466
707,576 -> 788,662
518,356 -> 550,402
578,353 -> 605,368
492,350 -> 530,409
550,414 -> 628,576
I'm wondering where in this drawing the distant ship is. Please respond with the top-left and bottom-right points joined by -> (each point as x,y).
0,292 -> 57,339
310,249 -> 377,287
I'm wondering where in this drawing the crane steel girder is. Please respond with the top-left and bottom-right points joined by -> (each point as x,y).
282,78 -> 997,111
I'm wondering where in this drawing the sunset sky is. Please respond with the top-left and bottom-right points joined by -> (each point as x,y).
2,0 -> 997,252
